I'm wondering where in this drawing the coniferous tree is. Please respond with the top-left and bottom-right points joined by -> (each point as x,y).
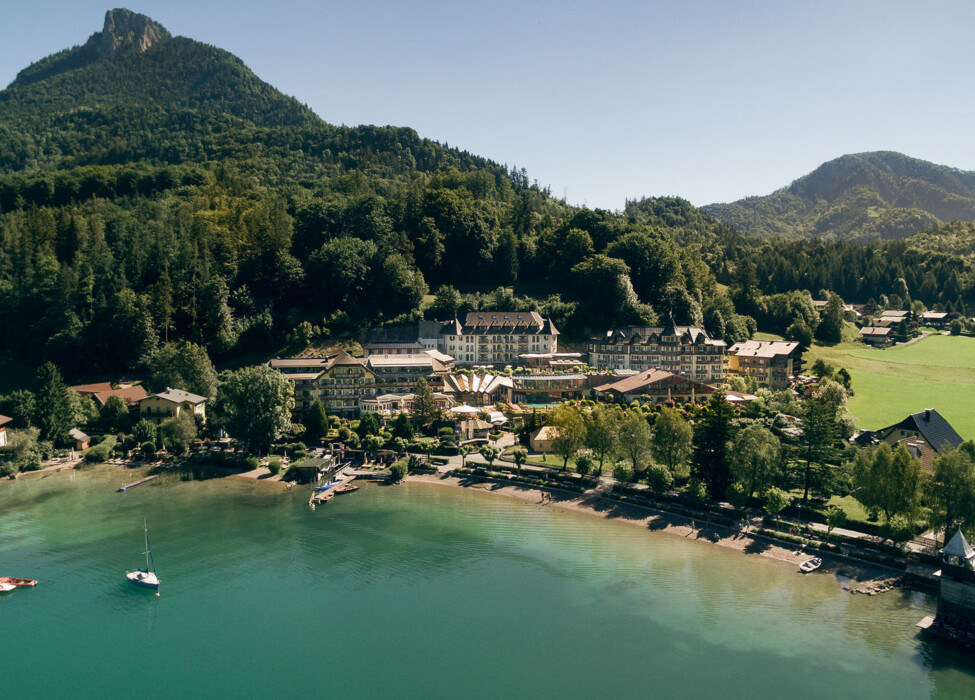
34,362 -> 74,444
691,390 -> 735,497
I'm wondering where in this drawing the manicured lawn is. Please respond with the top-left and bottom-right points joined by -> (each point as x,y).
805,330 -> 975,439
753,331 -> 785,341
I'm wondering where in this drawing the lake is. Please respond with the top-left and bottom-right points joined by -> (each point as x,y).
2,466 -> 974,698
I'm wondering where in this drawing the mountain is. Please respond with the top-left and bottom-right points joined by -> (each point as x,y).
704,151 -> 975,242
0,9 -> 751,381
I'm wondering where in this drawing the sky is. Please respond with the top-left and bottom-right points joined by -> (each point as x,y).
2,1 -> 975,210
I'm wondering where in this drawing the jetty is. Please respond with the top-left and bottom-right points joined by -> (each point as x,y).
309,471 -> 358,508
118,474 -> 158,492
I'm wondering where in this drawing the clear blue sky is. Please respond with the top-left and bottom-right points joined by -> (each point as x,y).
3,1 -> 974,209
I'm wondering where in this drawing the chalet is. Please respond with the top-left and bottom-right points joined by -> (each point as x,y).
921,311 -> 949,329
69,382 -> 149,408
440,312 -> 559,366
587,314 -> 726,383
878,409 -> 963,459
441,373 -> 514,406
0,414 -> 11,448
530,425 -> 559,453
859,326 -> 894,348
879,309 -> 913,323
593,368 -> 715,405
138,388 -> 207,426
727,340 -> 803,390
315,351 -> 377,416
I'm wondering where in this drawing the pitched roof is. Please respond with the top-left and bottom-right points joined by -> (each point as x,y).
859,326 -> 892,336
146,387 -> 207,405
69,428 -> 90,441
0,414 -> 12,428
441,373 -> 514,395
882,409 -> 963,452
595,369 -> 714,396
942,529 -> 975,560
326,350 -> 367,368
728,340 -> 801,358
69,382 -> 114,393
532,425 -> 559,441
69,382 -> 149,407
591,323 -> 722,347
268,358 -> 331,370
442,311 -> 559,336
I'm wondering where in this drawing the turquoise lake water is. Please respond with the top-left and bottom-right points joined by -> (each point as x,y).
2,467 -> 975,699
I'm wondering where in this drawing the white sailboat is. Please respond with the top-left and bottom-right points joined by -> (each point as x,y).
126,519 -> 160,590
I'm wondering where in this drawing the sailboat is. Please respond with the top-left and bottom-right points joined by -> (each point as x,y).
126,519 -> 160,590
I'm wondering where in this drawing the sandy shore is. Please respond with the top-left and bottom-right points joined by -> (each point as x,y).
406,471 -> 897,588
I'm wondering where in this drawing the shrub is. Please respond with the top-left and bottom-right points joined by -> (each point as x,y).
84,436 -> 117,464
389,461 -> 407,482
267,456 -> 282,475
243,455 -> 260,471
612,463 -> 634,483
646,464 -> 673,494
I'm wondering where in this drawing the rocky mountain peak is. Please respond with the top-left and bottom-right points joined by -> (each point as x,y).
91,8 -> 171,58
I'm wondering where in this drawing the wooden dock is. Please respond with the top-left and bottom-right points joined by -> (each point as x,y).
309,472 -> 358,508
118,474 -> 158,492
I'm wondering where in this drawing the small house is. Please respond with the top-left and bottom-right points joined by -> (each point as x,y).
138,387 -> 207,426
69,428 -> 91,451
859,326 -> 893,348
530,425 -> 559,453
0,414 -> 11,448
459,419 -> 493,441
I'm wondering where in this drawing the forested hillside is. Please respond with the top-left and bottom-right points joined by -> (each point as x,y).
704,151 -> 975,242
0,9 -> 755,382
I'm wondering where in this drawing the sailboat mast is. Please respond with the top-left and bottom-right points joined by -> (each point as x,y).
144,520 -> 157,574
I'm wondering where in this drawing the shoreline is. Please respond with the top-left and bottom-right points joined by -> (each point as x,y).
405,471 -> 901,589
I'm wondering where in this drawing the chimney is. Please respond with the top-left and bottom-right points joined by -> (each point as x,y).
925,409 -> 931,421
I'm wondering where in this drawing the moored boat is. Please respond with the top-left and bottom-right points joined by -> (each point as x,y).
799,557 -> 822,573
0,582 -> 15,593
127,518 -> 160,591
0,577 -> 38,587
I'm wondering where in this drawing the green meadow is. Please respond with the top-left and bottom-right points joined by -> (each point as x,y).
806,331 -> 975,439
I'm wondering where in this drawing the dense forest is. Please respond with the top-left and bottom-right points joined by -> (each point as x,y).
0,10 -> 974,387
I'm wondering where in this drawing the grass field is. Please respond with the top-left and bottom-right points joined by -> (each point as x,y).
806,330 -> 975,439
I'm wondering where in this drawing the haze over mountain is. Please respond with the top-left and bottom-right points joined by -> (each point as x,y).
704,152 -> 975,242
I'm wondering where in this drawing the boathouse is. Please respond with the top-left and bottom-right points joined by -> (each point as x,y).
918,529 -> 975,645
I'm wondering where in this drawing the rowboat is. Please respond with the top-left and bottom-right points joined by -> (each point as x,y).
0,577 -> 38,587
799,557 -> 822,573
0,582 -> 15,593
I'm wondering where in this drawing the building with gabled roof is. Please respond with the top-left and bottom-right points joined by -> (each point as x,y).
440,311 -> 559,366
859,326 -> 894,347
879,409 -> 963,455
69,382 -> 149,408
593,368 -> 715,405
0,414 -> 11,448
138,387 -> 207,425
587,313 -> 726,383
727,340 -> 802,389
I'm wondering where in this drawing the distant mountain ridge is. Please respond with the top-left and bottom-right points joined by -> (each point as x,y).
704,151 -> 975,241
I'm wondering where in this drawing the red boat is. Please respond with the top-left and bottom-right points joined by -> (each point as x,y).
0,577 -> 38,587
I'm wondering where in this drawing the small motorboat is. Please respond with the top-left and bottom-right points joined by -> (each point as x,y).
0,577 -> 38,587
799,557 -> 822,573
0,582 -> 15,593
313,481 -> 340,491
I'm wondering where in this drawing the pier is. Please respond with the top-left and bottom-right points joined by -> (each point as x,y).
118,474 -> 159,492
309,471 -> 359,508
